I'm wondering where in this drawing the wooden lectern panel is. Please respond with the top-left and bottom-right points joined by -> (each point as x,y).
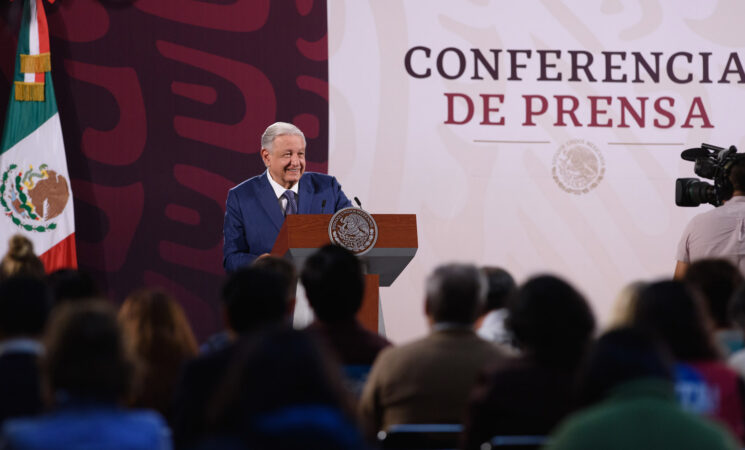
272,213 -> 417,333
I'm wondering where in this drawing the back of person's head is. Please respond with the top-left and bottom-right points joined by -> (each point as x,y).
0,234 -> 45,281
728,156 -> 745,194
46,269 -> 100,306
43,301 -> 132,402
507,274 -> 595,366
425,263 -> 486,325
0,276 -> 51,338
730,283 -> 745,332
221,266 -> 290,334
208,327 -> 361,449
301,245 -> 364,323
683,259 -> 743,329
633,280 -> 719,361
480,266 -> 516,313
252,256 -> 298,302
118,288 -> 198,363
577,327 -> 674,406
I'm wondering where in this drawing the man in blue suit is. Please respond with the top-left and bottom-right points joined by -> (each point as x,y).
223,122 -> 352,272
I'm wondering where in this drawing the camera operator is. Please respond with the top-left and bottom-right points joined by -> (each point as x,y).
675,157 -> 745,279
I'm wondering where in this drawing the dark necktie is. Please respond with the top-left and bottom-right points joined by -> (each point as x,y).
283,190 -> 297,216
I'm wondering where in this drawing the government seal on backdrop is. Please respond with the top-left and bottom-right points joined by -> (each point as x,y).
552,139 -> 605,195
1,163 -> 69,232
328,207 -> 378,255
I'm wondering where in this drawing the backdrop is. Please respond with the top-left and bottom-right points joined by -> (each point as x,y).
328,0 -> 745,342
1,0 -> 329,341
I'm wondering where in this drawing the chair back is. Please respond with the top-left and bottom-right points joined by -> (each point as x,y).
486,434 -> 549,449
378,423 -> 462,449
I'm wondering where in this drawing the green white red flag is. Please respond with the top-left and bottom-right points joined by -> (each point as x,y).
0,0 -> 77,271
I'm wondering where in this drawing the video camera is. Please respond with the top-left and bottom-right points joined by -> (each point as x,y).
676,143 -> 745,207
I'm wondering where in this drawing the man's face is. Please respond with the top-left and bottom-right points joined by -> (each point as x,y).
261,134 -> 306,189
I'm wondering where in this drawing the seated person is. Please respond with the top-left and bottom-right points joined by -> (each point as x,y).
0,276 -> 51,426
359,264 -> 505,433
475,266 -> 516,347
301,245 -> 391,394
171,266 -> 293,448
548,327 -> 738,450
1,301 -> 170,449
633,281 -> 745,443
462,274 -> 595,449
202,327 -> 367,450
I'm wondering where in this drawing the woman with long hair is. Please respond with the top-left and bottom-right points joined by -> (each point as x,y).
118,288 -> 198,415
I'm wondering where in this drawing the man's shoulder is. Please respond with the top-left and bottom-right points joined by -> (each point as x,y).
230,172 -> 267,194
302,172 -> 338,187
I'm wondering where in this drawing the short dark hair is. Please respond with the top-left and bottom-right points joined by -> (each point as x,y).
481,267 -> 516,312
577,327 -> 674,406
425,264 -> 486,325
0,276 -> 51,337
252,256 -> 298,302
506,275 -> 595,366
729,157 -> 745,193
683,259 -> 743,329
44,301 -> 132,401
46,269 -> 101,306
301,245 -> 364,322
633,280 -> 719,360
221,266 -> 290,334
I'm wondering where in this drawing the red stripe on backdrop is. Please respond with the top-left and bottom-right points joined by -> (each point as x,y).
35,0 -> 49,83
39,233 -> 78,273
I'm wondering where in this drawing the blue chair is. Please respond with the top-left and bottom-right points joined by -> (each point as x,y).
378,423 -> 463,449
486,434 -> 549,449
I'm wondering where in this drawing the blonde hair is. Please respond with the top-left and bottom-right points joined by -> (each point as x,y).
607,281 -> 648,330
0,234 -> 45,280
118,288 -> 198,413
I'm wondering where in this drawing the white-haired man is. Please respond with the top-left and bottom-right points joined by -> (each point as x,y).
359,264 -> 505,433
223,122 -> 351,272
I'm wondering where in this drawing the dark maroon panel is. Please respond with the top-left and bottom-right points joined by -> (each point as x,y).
0,0 -> 329,341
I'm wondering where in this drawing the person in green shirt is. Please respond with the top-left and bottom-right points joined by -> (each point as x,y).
548,327 -> 739,450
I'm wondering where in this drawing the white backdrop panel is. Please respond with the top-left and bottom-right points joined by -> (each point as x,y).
328,0 -> 745,343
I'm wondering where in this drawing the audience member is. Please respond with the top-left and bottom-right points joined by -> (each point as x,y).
462,274 -> 595,449
119,288 -> 198,415
606,280 -> 646,330
475,266 -> 516,346
548,327 -> 738,450
0,234 -> 45,281
203,327 -> 367,449
199,256 -> 296,354
358,263 -> 504,433
171,265 -> 293,448
46,268 -> 101,306
728,284 -> 745,376
683,259 -> 744,356
633,280 -> 745,442
301,245 -> 390,379
1,301 -> 170,449
0,276 -> 51,426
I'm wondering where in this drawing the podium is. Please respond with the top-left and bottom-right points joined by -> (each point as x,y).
271,214 -> 417,333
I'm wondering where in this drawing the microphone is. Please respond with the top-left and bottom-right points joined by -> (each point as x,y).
354,197 -> 363,209
681,147 -> 711,161
321,199 -> 326,213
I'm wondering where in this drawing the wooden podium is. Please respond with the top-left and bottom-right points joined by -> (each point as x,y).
271,214 -> 417,332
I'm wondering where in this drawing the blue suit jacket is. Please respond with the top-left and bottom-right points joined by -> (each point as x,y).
223,171 -> 352,272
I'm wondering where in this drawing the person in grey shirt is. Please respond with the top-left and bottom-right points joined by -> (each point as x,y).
675,157 -> 745,279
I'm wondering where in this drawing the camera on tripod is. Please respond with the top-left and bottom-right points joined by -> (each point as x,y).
676,143 -> 745,207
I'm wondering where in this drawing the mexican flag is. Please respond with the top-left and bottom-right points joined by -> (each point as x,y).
0,0 -> 76,271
